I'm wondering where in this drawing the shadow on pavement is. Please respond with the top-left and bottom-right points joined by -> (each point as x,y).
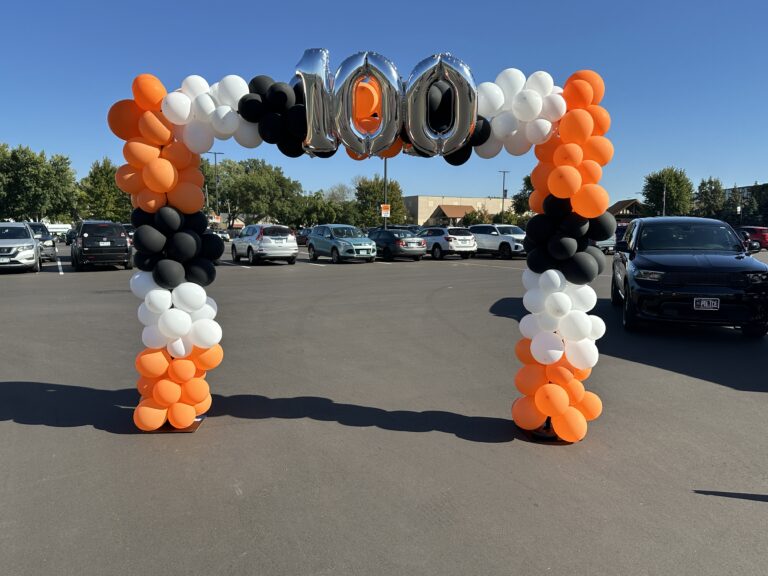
693,490 -> 768,503
490,297 -> 767,393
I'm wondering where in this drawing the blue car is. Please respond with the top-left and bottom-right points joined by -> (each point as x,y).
307,224 -> 377,263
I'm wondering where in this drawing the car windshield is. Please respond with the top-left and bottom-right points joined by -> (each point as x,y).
638,223 -> 744,251
82,223 -> 125,237
0,226 -> 31,240
448,228 -> 473,236
497,226 -> 524,235
263,226 -> 290,237
28,223 -> 49,235
333,227 -> 364,238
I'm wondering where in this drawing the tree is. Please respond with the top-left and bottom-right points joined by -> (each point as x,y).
641,167 -> 693,216
462,207 -> 492,226
354,175 -> 406,227
722,184 -> 758,226
77,158 -> 131,222
511,175 -> 533,215
694,177 -> 725,218
324,183 -> 354,204
492,208 -> 517,224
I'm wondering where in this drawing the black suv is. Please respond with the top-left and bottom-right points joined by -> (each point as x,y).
70,220 -> 133,271
611,217 -> 768,336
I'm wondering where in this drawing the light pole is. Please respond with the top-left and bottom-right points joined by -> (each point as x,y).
383,157 -> 388,230
498,170 -> 510,224
205,151 -> 224,222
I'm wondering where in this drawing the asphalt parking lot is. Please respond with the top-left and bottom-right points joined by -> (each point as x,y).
2,247 -> 767,576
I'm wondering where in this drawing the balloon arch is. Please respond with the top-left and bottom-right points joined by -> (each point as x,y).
108,49 -> 614,441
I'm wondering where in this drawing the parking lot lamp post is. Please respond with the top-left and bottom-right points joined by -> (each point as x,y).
205,151 -> 224,218
383,157 -> 388,230
499,170 -> 509,224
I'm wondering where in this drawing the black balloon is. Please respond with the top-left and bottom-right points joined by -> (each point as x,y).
134,251 -> 160,272
314,149 -> 337,159
293,82 -> 305,105
277,136 -> 306,158
561,251 -> 600,285
153,259 -> 186,289
587,211 -> 617,241
559,212 -> 589,237
167,231 -> 201,262
523,237 -> 538,254
525,214 -> 556,244
131,208 -> 154,229
183,211 -> 208,236
200,233 -> 225,261
286,104 -> 308,140
548,235 -> 578,260
427,80 -> 452,133
527,247 -> 560,274
584,245 -> 606,275
238,93 -> 265,123
542,195 -> 572,220
185,257 -> 216,287
444,144 -> 472,166
154,206 -> 184,235
249,75 -> 274,97
469,115 -> 491,147
258,113 -> 286,145
266,82 -> 296,113
576,236 -> 589,251
133,225 -> 167,254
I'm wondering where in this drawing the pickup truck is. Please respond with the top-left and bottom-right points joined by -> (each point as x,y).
594,235 -> 616,254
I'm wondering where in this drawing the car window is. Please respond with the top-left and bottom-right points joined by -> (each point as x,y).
263,226 -> 290,237
28,223 -> 49,235
0,226 -> 32,239
81,223 -> 125,237
332,227 -> 364,238
497,225 -> 523,235
638,223 -> 743,251
448,228 -> 473,236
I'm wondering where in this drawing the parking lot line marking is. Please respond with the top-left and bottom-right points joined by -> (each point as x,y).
308,262 -> 326,267
56,258 -> 64,275
220,261 -> 251,269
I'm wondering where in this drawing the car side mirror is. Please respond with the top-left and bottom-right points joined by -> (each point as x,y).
491,231 -> 499,235
748,240 -> 761,253
615,240 -> 629,252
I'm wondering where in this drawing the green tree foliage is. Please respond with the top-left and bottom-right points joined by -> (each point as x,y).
694,177 -> 725,218
354,175 -> 406,227
461,207 -> 492,226
722,184 -> 758,226
324,183 -> 354,204
641,167 -> 694,216
77,158 -> 130,222
511,175 -> 533,215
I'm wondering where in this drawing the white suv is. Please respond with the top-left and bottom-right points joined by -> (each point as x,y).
231,224 -> 298,265
468,224 -> 525,259
417,227 -> 477,259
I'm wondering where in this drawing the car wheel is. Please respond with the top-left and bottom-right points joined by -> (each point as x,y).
460,253 -> 470,259
741,323 -> 768,338
331,248 -> 341,264
287,257 -> 296,265
248,248 -> 260,265
622,281 -> 639,331
499,243 -> 512,259
231,246 -> 240,262
124,258 -> 133,270
432,244 -> 443,260
413,255 -> 422,261
610,275 -> 622,306
31,257 -> 40,273
72,251 -> 83,271
308,245 -> 318,261
367,258 -> 375,263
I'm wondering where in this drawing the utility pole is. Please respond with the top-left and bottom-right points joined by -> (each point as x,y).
205,151 -> 224,223
662,182 -> 666,216
498,170 -> 510,224
383,157 -> 388,230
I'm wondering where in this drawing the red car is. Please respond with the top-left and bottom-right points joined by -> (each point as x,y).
737,226 -> 768,249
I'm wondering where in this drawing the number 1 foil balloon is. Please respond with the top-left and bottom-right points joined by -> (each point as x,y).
294,48 -> 338,156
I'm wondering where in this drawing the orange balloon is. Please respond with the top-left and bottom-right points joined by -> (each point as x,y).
130,193 -> 139,208
136,376 -> 157,397
192,344 -> 224,371
582,136 -> 614,166
545,365 -> 574,387
160,141 -> 194,170
123,138 -> 161,169
136,189 -> 167,213
132,74 -> 167,111
514,363 -> 548,396
354,79 -> 380,120
194,393 -> 213,416
577,160 -> 603,185
180,377 -> 210,405
563,79 -> 594,110
548,165 -> 582,199
168,402 -> 197,429
194,368 -> 207,379
108,99 -> 143,141
530,162 -> 554,193
514,338 -> 536,365
179,166 -> 205,187
551,406 -> 588,442
512,396 -> 548,431
559,109 -> 594,145
346,147 -> 368,161
355,116 -> 381,133
534,383 -> 570,417
572,183 -> 609,218
552,143 -> 583,167
152,378 -> 182,407
166,182 -> 205,214
534,134 -> 561,163
576,391 -> 603,421
169,359 -> 197,383
115,163 -> 145,195
561,378 -> 586,405
138,110 -> 174,146
587,105 -> 611,136
133,399 -> 168,431
135,348 -> 170,379
567,70 -> 605,105
573,367 -> 592,381
142,158 -> 178,194
378,137 -> 402,159
187,153 -> 201,168
528,189 -> 547,214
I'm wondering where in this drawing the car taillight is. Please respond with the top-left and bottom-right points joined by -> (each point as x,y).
395,239 -> 405,247
445,236 -> 455,242
420,239 -> 426,246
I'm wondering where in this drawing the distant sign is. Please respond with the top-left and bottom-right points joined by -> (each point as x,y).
381,204 -> 391,218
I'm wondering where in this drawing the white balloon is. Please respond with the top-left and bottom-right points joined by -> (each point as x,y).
234,118 -> 263,148
495,68 -> 526,108
181,75 -> 210,99
491,110 -> 519,140
474,134 -> 503,159
540,93 -> 567,123
209,82 -> 221,105
525,71 -> 554,97
525,118 -> 553,145
129,271 -> 159,299
511,90 -> 543,122
183,120 -> 214,154
567,284 -> 598,312
211,127 -> 233,141
137,302 -> 161,327
534,311 -> 560,332
565,338 -> 599,370
192,93 -> 216,122
211,106 -> 240,136
189,319 -> 222,348
158,308 -> 193,339
531,331 -> 565,365
523,288 -> 546,314
589,315 -> 607,340
190,303 -> 217,322
161,91 -> 192,125
217,75 -> 250,109
145,289 -> 172,314
545,291 -> 572,318
171,282 -> 207,313
477,82 -> 505,118
205,296 -> 218,314
503,129 -> 532,156
167,337 -> 193,359
551,85 -> 563,95
522,269 -> 542,291
539,269 -> 566,293
142,325 -> 168,349
558,310 -> 593,341
519,314 -> 542,339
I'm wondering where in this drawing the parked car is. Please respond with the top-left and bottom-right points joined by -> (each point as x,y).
296,228 -> 312,246
70,220 -> 133,271
736,226 -> 768,249
231,224 -> 298,265
122,223 -> 136,240
65,228 -> 77,245
467,224 -> 524,259
26,222 -> 58,262
368,224 -> 422,234
594,235 -> 616,254
215,230 -> 230,242
611,216 -> 768,337
417,226 -> 477,259
307,224 -> 377,263
0,222 -> 41,272
368,228 -> 427,261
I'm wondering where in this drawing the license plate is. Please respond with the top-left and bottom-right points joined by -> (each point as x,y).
360,250 -> 369,255
0,257 -> 9,263
99,241 -> 111,246
694,298 -> 719,311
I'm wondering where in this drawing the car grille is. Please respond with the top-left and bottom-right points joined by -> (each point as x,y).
661,272 -> 747,288
0,247 -> 15,255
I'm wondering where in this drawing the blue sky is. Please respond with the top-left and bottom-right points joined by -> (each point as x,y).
1,0 -> 765,205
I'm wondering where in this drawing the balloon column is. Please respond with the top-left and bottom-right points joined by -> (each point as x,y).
109,75 -> 225,431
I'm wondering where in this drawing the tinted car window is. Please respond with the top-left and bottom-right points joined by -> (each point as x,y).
81,223 -> 125,237
28,223 -> 50,235
263,226 -> 290,237
638,223 -> 742,251
0,226 -> 32,239
497,225 -> 524,235
448,228 -> 473,236
391,230 -> 414,238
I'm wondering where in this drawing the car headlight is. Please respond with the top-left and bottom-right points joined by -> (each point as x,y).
635,270 -> 665,281
338,241 -> 351,248
19,244 -> 35,252
44,240 -> 54,246
745,272 -> 768,284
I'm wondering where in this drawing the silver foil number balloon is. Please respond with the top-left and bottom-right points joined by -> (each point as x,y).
295,48 -> 338,156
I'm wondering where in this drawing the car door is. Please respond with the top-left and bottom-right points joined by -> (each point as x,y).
418,228 -> 434,251
234,226 -> 249,256
614,220 -> 636,288
471,226 -> 488,251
